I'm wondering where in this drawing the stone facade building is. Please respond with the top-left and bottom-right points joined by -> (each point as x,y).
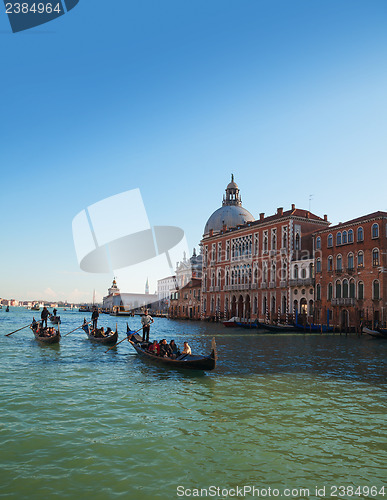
169,278 -> 202,320
201,177 -> 329,322
313,211 -> 387,331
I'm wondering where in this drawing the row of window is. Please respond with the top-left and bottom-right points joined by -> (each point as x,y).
315,279 -> 380,300
316,249 -> 380,272
316,224 -> 381,249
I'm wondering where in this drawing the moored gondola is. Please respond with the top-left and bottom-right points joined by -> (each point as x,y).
363,327 -> 387,339
82,321 -> 118,345
127,328 -> 217,371
30,320 -> 60,344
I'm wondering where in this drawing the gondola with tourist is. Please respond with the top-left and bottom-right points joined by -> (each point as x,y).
49,315 -> 61,324
30,319 -> 60,344
127,327 -> 217,371
82,320 -> 118,345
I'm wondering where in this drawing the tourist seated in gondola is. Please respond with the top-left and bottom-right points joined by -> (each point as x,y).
159,339 -> 172,358
148,340 -> 160,355
105,327 -> 112,336
181,342 -> 192,355
169,340 -> 180,359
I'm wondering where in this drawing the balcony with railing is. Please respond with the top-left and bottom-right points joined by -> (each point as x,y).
289,278 -> 314,287
331,298 -> 356,306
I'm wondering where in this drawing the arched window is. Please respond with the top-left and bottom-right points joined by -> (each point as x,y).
327,234 -> 333,247
357,251 -> 364,268
295,233 -> 300,250
316,259 -> 321,273
342,279 -> 349,298
282,295 -> 287,314
253,296 -> 258,314
316,283 -> 321,300
316,237 -> 321,249
254,267 -> 258,283
226,270 -> 229,286
294,264 -> 299,279
301,267 -> 307,278
357,227 -> 364,241
349,279 -> 355,299
372,248 -> 380,266
372,223 -> 379,239
373,280 -> 380,300
337,232 -> 342,245
336,280 -> 342,298
327,256 -> 333,272
348,229 -> 353,243
347,253 -> 354,270
309,263 -> 314,278
336,255 -> 342,271
358,281 -> 364,300
342,231 -> 347,244
328,283 -> 333,300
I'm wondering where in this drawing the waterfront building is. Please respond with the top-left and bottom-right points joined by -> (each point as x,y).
102,278 -> 158,313
169,278 -> 202,319
157,274 -> 176,305
201,177 -> 330,322
175,248 -> 203,289
313,211 -> 387,331
289,258 -> 315,324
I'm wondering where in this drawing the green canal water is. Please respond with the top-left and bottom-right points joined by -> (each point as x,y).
0,308 -> 386,500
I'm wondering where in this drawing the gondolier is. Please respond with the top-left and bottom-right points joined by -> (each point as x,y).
91,307 -> 99,330
141,309 -> 154,342
41,307 -> 50,329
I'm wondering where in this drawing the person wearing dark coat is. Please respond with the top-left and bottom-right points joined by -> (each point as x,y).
91,307 -> 99,330
53,308 -> 57,317
41,307 -> 50,329
159,339 -> 172,358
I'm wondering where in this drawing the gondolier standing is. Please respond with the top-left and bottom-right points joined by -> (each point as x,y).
41,307 -> 49,329
91,307 -> 99,330
141,309 -> 154,343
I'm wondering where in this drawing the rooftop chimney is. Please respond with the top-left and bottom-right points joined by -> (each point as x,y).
260,212 -> 265,221
291,203 -> 295,211
306,211 -> 310,219
277,207 -> 283,216
324,214 -> 328,221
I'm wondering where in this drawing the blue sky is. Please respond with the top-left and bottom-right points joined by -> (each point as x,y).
0,0 -> 386,302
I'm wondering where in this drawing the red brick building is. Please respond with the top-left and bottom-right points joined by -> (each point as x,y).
169,278 -> 202,319
313,212 -> 387,331
201,177 -> 329,322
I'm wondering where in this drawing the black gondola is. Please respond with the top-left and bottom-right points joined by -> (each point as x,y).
82,321 -> 118,345
363,327 -> 387,339
30,320 -> 60,344
50,315 -> 61,324
127,328 -> 217,371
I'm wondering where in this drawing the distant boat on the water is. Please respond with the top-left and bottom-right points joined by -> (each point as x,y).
31,304 -> 40,311
5,305 -> 9,312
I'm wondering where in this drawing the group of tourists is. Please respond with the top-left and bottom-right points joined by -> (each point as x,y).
32,318 -> 56,337
146,339 -> 191,359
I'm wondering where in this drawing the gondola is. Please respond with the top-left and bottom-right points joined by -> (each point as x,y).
127,328 -> 217,371
293,322 -> 333,333
363,327 -> 387,339
261,323 -> 299,333
235,319 -> 261,329
50,315 -> 61,324
82,321 -> 118,345
30,321 -> 60,344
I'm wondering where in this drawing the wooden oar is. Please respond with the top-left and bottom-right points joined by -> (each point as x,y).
5,323 -> 32,337
105,326 -> 143,353
63,321 -> 92,337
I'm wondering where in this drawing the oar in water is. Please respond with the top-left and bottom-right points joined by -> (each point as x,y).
5,323 -> 32,337
105,326 -> 143,353
63,321 -> 92,337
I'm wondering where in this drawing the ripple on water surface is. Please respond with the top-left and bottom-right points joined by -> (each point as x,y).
0,310 -> 386,499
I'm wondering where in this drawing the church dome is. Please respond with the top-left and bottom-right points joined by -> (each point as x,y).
203,175 -> 254,236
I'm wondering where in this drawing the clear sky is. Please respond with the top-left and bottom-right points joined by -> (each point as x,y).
0,0 -> 386,302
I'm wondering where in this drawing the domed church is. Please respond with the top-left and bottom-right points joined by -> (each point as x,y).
203,175 -> 254,236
